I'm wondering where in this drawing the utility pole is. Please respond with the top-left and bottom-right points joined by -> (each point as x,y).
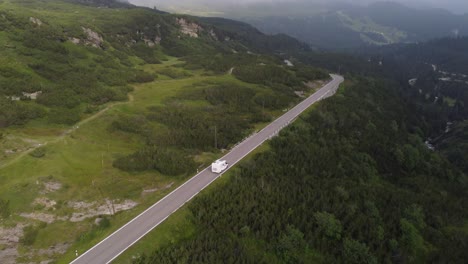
214,125 -> 217,150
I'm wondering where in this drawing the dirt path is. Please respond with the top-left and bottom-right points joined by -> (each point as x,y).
0,74 -> 200,170
0,93 -> 135,170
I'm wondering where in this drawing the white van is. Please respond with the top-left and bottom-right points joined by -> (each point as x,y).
211,160 -> 228,173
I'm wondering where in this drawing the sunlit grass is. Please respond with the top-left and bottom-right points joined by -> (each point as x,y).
0,50 -> 289,262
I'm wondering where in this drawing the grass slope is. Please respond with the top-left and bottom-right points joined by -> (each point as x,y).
0,1 -> 330,262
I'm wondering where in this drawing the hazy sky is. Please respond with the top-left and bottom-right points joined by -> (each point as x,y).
129,0 -> 468,15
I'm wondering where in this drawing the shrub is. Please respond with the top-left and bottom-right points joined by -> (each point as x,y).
0,98 -> 47,128
130,70 -> 156,83
96,217 -> 111,230
343,238 -> 378,264
48,107 -> 81,125
20,225 -> 42,246
30,147 -> 46,158
37,89 -> 81,108
156,68 -> 192,79
233,64 -> 301,87
0,199 -> 10,219
113,147 -> 196,176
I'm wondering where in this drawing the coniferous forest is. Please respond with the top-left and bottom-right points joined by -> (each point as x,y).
134,77 -> 468,263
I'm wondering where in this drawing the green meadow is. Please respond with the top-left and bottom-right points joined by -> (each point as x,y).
0,57 -> 300,262
0,1 -> 329,262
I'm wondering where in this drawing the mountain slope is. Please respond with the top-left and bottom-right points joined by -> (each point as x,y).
0,1 -> 329,263
355,37 -> 468,176
0,0 -> 310,128
235,1 -> 468,50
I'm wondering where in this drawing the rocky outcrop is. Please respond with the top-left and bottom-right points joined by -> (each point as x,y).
22,91 -> 42,100
29,17 -> 42,26
176,18 -> 202,38
82,27 -> 104,48
6,91 -> 42,101
69,37 -> 80,44
134,26 -> 163,47
69,27 -> 104,48
143,36 -> 162,47
68,199 -> 138,222
209,29 -> 218,40
0,224 -> 24,264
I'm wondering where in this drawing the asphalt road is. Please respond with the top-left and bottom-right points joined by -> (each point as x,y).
70,74 -> 344,264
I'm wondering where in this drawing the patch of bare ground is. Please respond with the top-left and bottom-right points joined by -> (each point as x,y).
34,197 -> 57,210
19,213 -> 57,224
20,199 -> 138,223
304,79 -> 327,90
19,212 -> 68,224
0,224 -> 24,245
29,242 -> 69,262
294,91 -> 306,98
0,247 -> 18,264
0,224 -> 24,264
8,197 -> 137,262
41,181 -> 62,194
69,199 -> 138,222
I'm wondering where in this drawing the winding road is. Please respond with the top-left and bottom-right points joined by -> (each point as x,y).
70,74 -> 344,264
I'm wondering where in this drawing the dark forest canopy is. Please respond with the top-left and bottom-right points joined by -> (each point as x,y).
135,77 -> 468,264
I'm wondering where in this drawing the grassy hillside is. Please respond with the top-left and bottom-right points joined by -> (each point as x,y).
0,0 -> 311,127
0,0 -> 329,263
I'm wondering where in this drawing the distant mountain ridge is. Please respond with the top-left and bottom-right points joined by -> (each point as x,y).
127,1 -> 468,50
235,1 -> 468,50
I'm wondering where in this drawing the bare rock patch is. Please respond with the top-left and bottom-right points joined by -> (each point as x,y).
42,180 -> 62,194
34,197 -> 57,210
0,224 -> 24,245
29,17 -> 43,26
19,212 -> 57,224
0,224 -> 24,263
0,247 -> 18,264
176,18 -> 202,38
70,27 -> 104,48
69,199 -> 137,222
82,27 -> 104,48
